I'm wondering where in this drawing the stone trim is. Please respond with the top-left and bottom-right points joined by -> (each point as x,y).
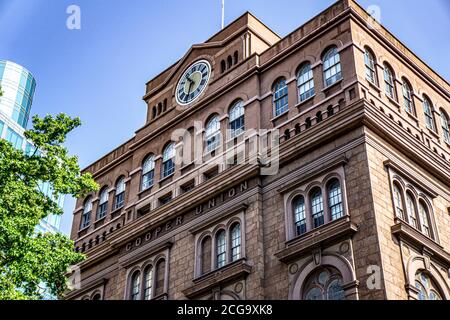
275,216 -> 358,263
64,277 -> 107,300
391,219 -> 450,267
182,259 -> 251,299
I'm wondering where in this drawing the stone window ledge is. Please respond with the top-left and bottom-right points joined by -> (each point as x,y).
321,78 -> 343,93
275,216 -> 358,263
152,293 -> 168,300
182,259 -> 251,299
391,219 -> 450,267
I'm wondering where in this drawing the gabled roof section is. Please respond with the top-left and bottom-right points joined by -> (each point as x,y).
143,12 -> 281,100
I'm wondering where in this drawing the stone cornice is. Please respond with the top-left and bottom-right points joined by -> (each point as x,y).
64,277 -> 107,300
119,239 -> 173,268
275,216 -> 358,263
277,156 -> 348,194
361,101 -> 450,188
182,259 -> 252,299
391,219 -> 450,268
383,160 -> 439,198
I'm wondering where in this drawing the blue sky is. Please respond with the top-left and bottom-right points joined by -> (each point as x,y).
0,0 -> 449,235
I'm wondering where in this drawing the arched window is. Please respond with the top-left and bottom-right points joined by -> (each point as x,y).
415,271 -> 442,300
227,56 -> 233,69
305,117 -> 311,129
284,129 -> 290,140
229,100 -> 245,138
402,79 -> 415,114
81,197 -> 92,229
143,266 -> 153,300
327,105 -> 334,117
162,143 -> 175,178
392,182 -> 404,219
303,266 -> 345,300
221,60 -> 226,73
418,201 -> 431,238
439,110 -> 450,144
233,51 -> 238,65
154,259 -> 165,297
152,106 -> 157,119
297,63 -> 315,102
364,49 -> 377,84
130,271 -> 140,300
141,155 -> 155,190
383,63 -> 396,100
92,293 -> 101,300
316,111 -> 322,123
293,196 -> 306,236
230,223 -> 241,262
328,179 -> 343,220
114,177 -> 125,210
201,236 -> 212,274
205,116 -> 221,152
97,188 -> 108,220
158,102 -> 162,115
216,230 -> 226,268
323,47 -> 342,87
406,192 -> 417,228
310,187 -> 324,228
273,78 -> 289,116
422,96 -> 435,131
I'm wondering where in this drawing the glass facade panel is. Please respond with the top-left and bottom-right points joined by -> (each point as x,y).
6,127 -> 23,149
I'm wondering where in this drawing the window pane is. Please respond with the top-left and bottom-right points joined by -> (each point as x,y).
293,196 -> 306,235
393,184 -> 404,219
297,64 -> 315,102
216,230 -> 226,268
323,47 -> 342,87
144,267 -> 153,300
406,194 -> 417,228
231,224 -> 241,262
201,237 -> 212,274
131,273 -> 140,300
311,189 -> 324,228
328,180 -> 343,220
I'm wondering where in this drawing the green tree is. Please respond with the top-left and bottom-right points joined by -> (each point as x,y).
0,113 -> 98,300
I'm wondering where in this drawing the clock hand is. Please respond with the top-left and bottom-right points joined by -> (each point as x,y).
185,80 -> 193,102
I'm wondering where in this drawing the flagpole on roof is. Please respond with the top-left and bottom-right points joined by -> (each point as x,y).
221,0 -> 225,29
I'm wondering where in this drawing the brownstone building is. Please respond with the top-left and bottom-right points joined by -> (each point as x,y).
66,0 -> 450,300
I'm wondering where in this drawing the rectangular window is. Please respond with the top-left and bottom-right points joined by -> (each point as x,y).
162,159 -> 175,178
114,192 -> 125,210
159,194 -> 172,206
97,202 -> 107,220
230,116 -> 245,138
311,193 -> 324,228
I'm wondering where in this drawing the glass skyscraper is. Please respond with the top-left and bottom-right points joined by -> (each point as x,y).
0,60 -> 65,298
0,60 -> 36,128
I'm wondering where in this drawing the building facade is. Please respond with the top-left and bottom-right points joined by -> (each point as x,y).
0,59 -> 64,235
67,0 -> 450,300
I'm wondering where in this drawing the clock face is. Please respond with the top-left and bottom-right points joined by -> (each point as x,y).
176,60 -> 211,105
